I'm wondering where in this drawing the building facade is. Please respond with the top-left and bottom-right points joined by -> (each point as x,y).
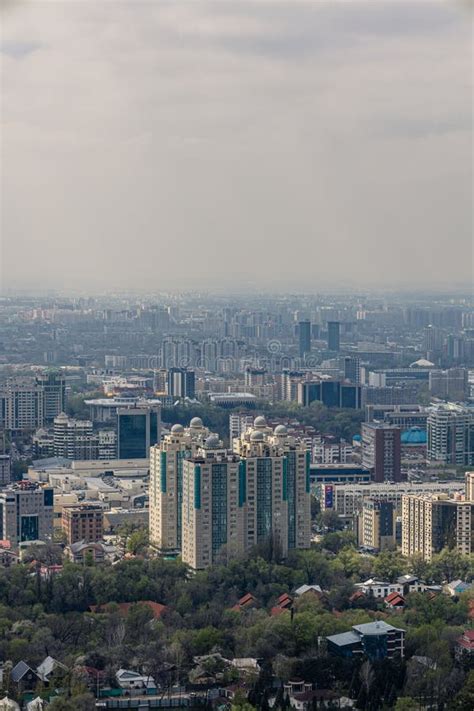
62,503 -> 104,544
402,492 -> 474,560
361,423 -> 402,483
427,403 -> 474,466
149,417 -> 211,553
0,482 -> 54,547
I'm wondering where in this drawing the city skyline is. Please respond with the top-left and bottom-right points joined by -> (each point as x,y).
1,1 -> 472,292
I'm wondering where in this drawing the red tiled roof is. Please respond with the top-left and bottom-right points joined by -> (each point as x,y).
350,591 -> 366,602
385,592 -> 405,605
238,593 -> 257,606
271,606 -> 290,617
89,600 -> 167,618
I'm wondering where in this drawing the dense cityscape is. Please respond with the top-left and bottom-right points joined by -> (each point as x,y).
0,291 -> 472,709
2,0 -> 472,708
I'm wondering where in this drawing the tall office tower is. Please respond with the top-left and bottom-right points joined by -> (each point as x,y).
36,370 -> 66,422
0,454 -> 11,487
297,380 -> 362,409
0,378 -> 44,432
423,325 -> 443,359
327,321 -> 340,352
149,417 -> 211,553
0,482 -> 54,546
234,416 -> 311,557
447,334 -> 465,363
167,368 -> 196,399
344,356 -> 361,385
200,340 -> 218,372
299,321 -> 311,359
429,368 -> 468,402
53,413 -> 96,460
427,403 -> 474,465
359,499 -> 395,551
62,503 -> 104,544
402,494 -> 474,560
182,437 -> 245,569
361,423 -> 402,483
117,405 -> 161,459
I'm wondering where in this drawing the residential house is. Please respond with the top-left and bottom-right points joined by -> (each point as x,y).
385,592 -> 405,611
445,580 -> 473,597
37,656 -> 68,685
327,620 -> 405,660
294,584 -> 324,599
230,593 -> 258,612
115,669 -> 156,693
455,630 -> 474,660
66,540 -> 118,564
10,661 -> 41,694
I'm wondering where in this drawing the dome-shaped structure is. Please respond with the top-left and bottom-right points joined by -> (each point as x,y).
205,434 -> 220,448
190,417 -> 203,429
171,423 -> 184,434
401,427 -> 427,445
274,424 -> 288,435
253,415 -> 267,428
250,430 -> 265,441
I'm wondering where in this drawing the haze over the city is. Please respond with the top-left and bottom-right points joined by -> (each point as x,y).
1,0 -> 472,293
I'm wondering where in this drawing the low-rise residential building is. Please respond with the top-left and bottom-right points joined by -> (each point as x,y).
327,620 -> 405,660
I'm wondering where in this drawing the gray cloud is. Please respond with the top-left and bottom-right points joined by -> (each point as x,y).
0,0 -> 472,292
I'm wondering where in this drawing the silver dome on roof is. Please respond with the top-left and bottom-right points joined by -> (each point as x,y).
250,430 -> 265,441
274,424 -> 288,435
253,415 -> 267,428
171,423 -> 184,434
205,434 -> 220,448
190,417 -> 203,428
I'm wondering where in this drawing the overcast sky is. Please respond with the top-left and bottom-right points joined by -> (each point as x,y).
1,0 -> 472,293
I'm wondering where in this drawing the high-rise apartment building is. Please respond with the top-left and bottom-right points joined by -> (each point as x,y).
0,378 -> 44,432
327,321 -> 340,352
427,403 -> 474,466
0,455 -> 11,487
359,499 -> 395,551
35,370 -> 66,422
62,503 -> 104,544
361,423 -> 402,483
53,413 -> 96,460
0,482 -> 54,546
402,493 -> 474,560
167,368 -> 195,399
153,416 -> 311,568
299,321 -> 311,359
233,417 -> 311,558
182,442 -> 244,569
466,471 -> 474,502
149,417 -> 211,553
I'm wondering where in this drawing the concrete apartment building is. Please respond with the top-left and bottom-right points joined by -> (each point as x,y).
359,499 -> 396,551
427,403 -> 474,466
149,417 -> 212,554
361,423 -> 402,482
402,487 -> 474,560
153,416 -> 311,569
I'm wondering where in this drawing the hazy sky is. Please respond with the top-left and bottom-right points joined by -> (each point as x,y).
1,1 -> 472,293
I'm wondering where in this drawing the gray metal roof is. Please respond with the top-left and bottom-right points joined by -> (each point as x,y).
326,631 -> 360,646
